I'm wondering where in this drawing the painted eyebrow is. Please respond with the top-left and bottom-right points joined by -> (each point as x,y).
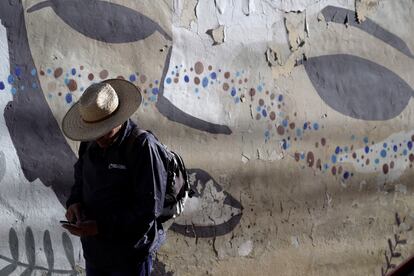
321,5 -> 414,58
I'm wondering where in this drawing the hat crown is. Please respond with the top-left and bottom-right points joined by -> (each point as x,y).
79,83 -> 119,123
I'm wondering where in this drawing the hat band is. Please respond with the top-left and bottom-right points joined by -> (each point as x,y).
81,103 -> 120,124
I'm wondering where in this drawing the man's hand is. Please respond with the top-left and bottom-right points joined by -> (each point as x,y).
65,203 -> 83,223
62,220 -> 98,237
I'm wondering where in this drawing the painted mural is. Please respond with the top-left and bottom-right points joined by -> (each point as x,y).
0,0 -> 414,275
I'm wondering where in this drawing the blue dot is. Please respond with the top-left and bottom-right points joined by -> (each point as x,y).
343,171 -> 350,179
257,85 -> 263,92
31,68 -> 37,76
7,75 -> 14,84
152,88 -> 159,95
282,139 -> 288,149
363,137 -> 369,144
231,87 -> 237,97
32,82 -> 37,89
184,75 -> 189,83
0,81 -> 4,90
202,77 -> 209,88
331,155 -> 337,163
344,146 -> 349,153
303,122 -> 308,130
380,149 -> 387,158
47,69 -> 52,74
296,128 -> 302,137
313,122 -> 319,130
64,78 -> 70,85
364,146 -> 369,154
14,67 -> 21,77
256,106 -> 261,112
383,143 -> 387,148
408,141 -> 413,150
195,88 -> 199,93
264,130 -> 270,137
262,109 -> 267,117
236,71 -> 240,77
210,72 -> 217,79
351,135 -> 355,140
171,71 -> 175,75
403,149 -> 408,155
300,153 -> 305,160
11,87 -> 17,94
375,159 -> 380,164
393,145 -> 398,152
65,93 -> 72,103
335,146 -> 341,154
155,80 -> 159,85
166,77 -> 171,84
282,119 -> 288,127
129,74 -> 136,82
71,68 -> 76,76
278,95 -> 283,102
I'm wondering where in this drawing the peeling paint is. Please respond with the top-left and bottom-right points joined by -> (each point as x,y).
206,25 -> 225,45
355,0 -> 380,23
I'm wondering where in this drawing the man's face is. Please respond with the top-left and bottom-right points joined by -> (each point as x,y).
95,124 -> 123,148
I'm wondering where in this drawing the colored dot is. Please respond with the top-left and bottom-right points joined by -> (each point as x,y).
383,143 -> 387,148
202,77 -> 209,88
0,81 -> 4,90
363,137 -> 369,144
257,85 -> 263,92
152,87 -> 159,95
71,68 -> 76,76
31,68 -> 37,76
403,149 -> 408,155
231,87 -> 237,97
47,68 -> 52,74
262,109 -> 267,117
313,122 -> 319,130
303,122 -> 308,129
364,146 -> 369,154
210,72 -> 217,79
278,94 -> 283,102
65,93 -> 72,103
343,171 -> 350,179
155,80 -> 159,85
11,87 -> 17,94
331,155 -> 337,163
129,74 -> 136,82
393,145 -> 398,152
166,77 -> 172,84
184,75 -> 189,83
296,128 -> 302,137
282,119 -> 288,127
335,146 -> 341,154
380,149 -> 387,158
7,75 -> 14,84
375,158 -> 380,164
408,141 -> 412,150
32,82 -> 37,89
14,67 -> 21,77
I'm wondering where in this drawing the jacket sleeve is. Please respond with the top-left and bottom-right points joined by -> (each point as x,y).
65,142 -> 87,208
95,134 -> 168,239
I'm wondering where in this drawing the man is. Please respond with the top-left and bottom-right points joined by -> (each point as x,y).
61,79 -> 168,276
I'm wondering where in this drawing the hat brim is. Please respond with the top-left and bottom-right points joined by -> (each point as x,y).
62,79 -> 142,141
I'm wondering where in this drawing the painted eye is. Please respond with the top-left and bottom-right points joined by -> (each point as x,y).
27,0 -> 171,42
170,169 -> 243,238
303,54 -> 413,120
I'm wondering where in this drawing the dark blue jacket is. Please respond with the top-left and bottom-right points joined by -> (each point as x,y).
66,119 -> 168,269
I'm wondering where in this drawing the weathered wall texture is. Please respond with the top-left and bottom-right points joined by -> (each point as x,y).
0,0 -> 413,275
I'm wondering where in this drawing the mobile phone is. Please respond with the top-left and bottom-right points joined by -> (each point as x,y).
59,220 -> 75,225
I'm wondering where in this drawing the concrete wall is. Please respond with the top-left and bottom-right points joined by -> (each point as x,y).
0,0 -> 413,275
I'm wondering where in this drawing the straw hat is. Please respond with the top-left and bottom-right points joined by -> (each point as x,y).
62,79 -> 142,141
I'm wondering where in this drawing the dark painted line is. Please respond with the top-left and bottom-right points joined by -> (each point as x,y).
321,6 -> 414,58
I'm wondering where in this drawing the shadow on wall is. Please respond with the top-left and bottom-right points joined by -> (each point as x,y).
0,227 -> 79,275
